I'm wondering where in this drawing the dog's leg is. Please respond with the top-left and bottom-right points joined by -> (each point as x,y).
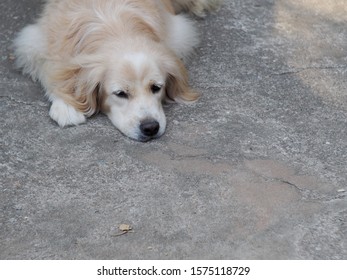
49,97 -> 86,127
171,0 -> 223,17
14,25 -> 86,128
166,14 -> 199,60
13,24 -> 46,81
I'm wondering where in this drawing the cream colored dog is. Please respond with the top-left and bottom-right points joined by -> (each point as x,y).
14,0 -> 221,141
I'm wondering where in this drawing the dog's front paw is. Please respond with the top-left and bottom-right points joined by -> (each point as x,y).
191,0 -> 223,17
49,99 -> 86,127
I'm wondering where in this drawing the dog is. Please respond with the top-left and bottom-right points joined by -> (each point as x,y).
14,0 -> 222,141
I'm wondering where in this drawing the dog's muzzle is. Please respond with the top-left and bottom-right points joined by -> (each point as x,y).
139,119 -> 160,140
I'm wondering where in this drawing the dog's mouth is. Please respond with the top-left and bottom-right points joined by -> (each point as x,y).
137,134 -> 161,142
121,119 -> 164,142
129,131 -> 163,142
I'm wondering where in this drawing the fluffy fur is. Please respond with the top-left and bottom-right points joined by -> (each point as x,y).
14,0 -> 221,141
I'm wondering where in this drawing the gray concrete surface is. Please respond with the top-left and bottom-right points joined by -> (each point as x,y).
1,0 -> 346,260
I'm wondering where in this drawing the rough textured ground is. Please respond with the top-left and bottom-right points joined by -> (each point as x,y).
1,0 -> 346,260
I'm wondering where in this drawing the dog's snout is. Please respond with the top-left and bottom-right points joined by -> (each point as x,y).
140,119 -> 160,137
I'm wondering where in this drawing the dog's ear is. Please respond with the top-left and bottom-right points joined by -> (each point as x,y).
164,56 -> 200,103
74,62 -> 104,116
75,79 -> 102,117
51,56 -> 104,116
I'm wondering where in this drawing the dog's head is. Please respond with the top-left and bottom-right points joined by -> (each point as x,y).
66,44 -> 199,141
102,51 -> 168,142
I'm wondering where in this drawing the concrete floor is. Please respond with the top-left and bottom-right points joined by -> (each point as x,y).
1,0 -> 346,259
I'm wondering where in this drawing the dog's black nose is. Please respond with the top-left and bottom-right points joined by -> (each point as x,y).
140,120 -> 160,137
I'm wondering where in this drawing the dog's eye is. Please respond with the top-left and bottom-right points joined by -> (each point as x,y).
151,84 -> 162,94
113,90 -> 129,99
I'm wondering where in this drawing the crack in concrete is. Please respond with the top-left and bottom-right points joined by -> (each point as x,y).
279,179 -> 346,202
174,154 -> 211,160
0,95 -> 47,108
272,65 -> 347,76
